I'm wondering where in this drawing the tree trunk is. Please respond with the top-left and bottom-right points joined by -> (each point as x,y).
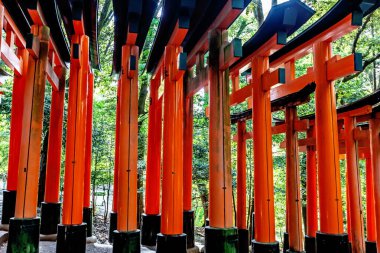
253,0 -> 264,26
38,130 -> 49,206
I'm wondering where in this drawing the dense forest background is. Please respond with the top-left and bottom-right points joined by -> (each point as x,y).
0,0 -> 379,244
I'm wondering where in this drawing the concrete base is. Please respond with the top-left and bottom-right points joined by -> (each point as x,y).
1,191 -> 16,225
141,214 -> 160,246
316,232 -> 349,253
305,236 -> 316,253
56,223 -> 87,253
83,207 -> 93,237
156,233 -> 187,253
205,226 -> 238,253
7,217 -> 40,253
366,241 -> 376,253
252,240 -> 280,253
238,228 -> 249,253
40,202 -> 61,235
112,230 -> 140,253
109,212 -> 117,243
184,211 -> 195,249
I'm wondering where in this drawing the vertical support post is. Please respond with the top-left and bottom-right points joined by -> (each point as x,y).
83,72 -> 94,238
183,96 -> 195,249
251,54 -> 278,251
8,26 -> 50,253
1,49 -> 29,226
40,68 -> 66,235
57,35 -> 89,253
205,29 -> 237,253
305,127 -> 317,253
141,78 -> 162,246
365,154 -> 377,252
112,44 -> 140,252
237,120 -> 248,253
109,80 -> 121,242
370,117 -> 380,253
313,41 -> 347,252
157,45 -> 187,252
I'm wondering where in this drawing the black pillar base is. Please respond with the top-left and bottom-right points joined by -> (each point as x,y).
1,190 -> 16,225
109,212 -> 118,243
83,207 -> 93,237
283,232 -> 289,253
183,210 -> 195,248
56,223 -> 87,253
316,232 -> 349,253
7,217 -> 40,253
205,226 -> 238,253
40,202 -> 61,235
238,228 -> 249,253
140,214 -> 160,246
250,212 -> 255,241
112,230 -> 140,253
305,236 -> 316,253
205,218 -> 210,227
252,240 -> 280,253
366,241 -> 377,253
156,233 -> 187,253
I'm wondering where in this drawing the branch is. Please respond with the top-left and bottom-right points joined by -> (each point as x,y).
342,53 -> 380,82
352,12 -> 373,53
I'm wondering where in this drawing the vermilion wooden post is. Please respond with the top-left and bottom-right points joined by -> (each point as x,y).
183,96 -> 195,248
8,26 -> 50,252
112,44 -> 141,251
83,72 -> 94,238
57,34 -> 89,253
305,127 -> 317,253
313,41 -> 346,251
252,55 -> 278,250
1,49 -> 29,226
365,154 -> 377,250
109,80 -> 121,243
157,44 -> 187,252
40,67 -> 66,235
286,106 -> 304,252
237,120 -> 249,253
206,29 -> 237,252
344,116 -> 365,253
141,76 -> 162,246
370,117 -> 380,253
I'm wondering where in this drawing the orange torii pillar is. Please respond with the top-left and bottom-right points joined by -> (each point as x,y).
7,26 -> 50,252
40,68 -> 66,235
370,116 -> 380,253
156,45 -> 187,252
112,44 -> 140,252
313,41 -> 347,252
1,49 -> 29,226
183,96 -> 195,249
344,116 -> 365,253
83,72 -> 94,238
141,76 -> 162,246
205,29 -> 238,253
237,120 -> 249,253
284,60 -> 304,253
56,35 -> 89,253
109,80 -> 121,243
305,127 -> 317,253
365,153 -> 377,252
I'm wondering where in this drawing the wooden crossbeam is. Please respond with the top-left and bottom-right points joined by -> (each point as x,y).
327,53 -> 362,81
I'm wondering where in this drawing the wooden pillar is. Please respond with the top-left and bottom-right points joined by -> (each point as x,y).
237,120 -> 247,230
305,127 -> 317,253
8,26 -> 49,252
286,106 -> 304,252
141,77 -> 162,246
365,155 -> 376,242
83,72 -> 94,237
313,41 -> 346,251
370,117 -> 380,253
1,49 -> 29,225
40,67 -> 66,235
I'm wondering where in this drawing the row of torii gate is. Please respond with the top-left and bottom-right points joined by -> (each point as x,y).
0,0 -> 380,253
